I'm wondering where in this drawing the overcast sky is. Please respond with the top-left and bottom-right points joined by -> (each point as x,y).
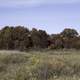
0,0 -> 80,34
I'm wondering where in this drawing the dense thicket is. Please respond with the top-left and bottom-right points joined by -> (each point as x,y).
0,26 -> 80,50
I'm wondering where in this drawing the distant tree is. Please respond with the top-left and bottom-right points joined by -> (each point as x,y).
30,28 -> 41,48
0,26 -> 79,50
12,26 -> 30,50
31,28 -> 49,48
70,37 -> 80,49
38,29 -> 49,48
49,34 -> 64,49
60,28 -> 78,38
19,33 -> 33,50
0,26 -> 14,49
12,26 -> 29,41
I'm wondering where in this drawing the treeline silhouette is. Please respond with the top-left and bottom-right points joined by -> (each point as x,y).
0,26 -> 80,50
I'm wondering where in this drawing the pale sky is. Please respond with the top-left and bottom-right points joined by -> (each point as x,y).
0,0 -> 80,34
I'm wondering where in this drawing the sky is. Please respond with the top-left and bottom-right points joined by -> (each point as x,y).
0,0 -> 80,34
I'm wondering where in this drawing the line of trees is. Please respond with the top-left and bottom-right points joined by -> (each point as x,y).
0,26 -> 80,50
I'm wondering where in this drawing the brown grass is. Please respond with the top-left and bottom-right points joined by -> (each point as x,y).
0,50 -> 79,80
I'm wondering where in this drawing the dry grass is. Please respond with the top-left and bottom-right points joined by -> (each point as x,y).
0,50 -> 80,80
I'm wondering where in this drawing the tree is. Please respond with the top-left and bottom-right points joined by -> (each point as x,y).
12,26 -> 29,41
19,33 -> 33,51
38,29 -> 49,48
30,28 -> 41,48
31,28 -> 49,48
12,26 -> 30,50
60,28 -> 78,38
0,26 -> 79,50
49,34 -> 64,49
0,26 -> 14,49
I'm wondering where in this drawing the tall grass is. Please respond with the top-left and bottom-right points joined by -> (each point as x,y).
0,50 -> 80,80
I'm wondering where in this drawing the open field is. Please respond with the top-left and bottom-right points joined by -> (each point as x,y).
0,50 -> 80,80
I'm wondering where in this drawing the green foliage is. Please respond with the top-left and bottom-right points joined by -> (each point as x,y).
0,26 -> 14,49
0,26 -> 80,50
31,28 -> 49,48
60,28 -> 78,38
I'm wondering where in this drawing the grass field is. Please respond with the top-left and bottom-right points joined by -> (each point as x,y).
0,50 -> 80,80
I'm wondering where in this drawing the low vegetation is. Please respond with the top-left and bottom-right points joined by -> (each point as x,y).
0,50 -> 80,80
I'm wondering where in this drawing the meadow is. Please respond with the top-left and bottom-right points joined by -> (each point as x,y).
0,50 -> 80,80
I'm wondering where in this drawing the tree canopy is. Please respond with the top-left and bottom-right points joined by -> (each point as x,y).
60,28 -> 78,38
0,26 -> 79,50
